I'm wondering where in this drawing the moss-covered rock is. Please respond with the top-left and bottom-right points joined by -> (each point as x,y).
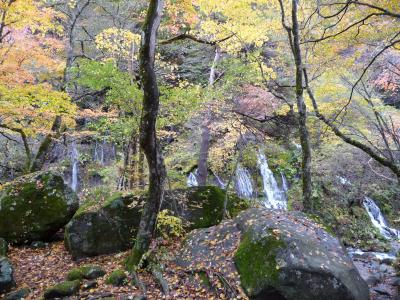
0,171 -> 79,244
43,280 -> 80,299
234,231 -> 285,296
163,186 -> 249,230
4,288 -> 31,300
0,257 -> 15,294
177,208 -> 369,300
66,265 -> 105,281
0,238 -> 8,257
106,269 -> 127,286
64,193 -> 141,258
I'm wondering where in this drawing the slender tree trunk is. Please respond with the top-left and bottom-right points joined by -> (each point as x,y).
126,0 -> 165,270
129,136 -> 138,189
290,0 -> 313,211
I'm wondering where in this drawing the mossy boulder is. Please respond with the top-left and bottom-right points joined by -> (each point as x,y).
0,238 -> 8,257
106,269 -> 127,286
4,288 -> 31,300
43,280 -> 80,299
0,257 -> 15,294
163,186 -> 249,230
0,171 -> 79,244
177,208 -> 369,300
64,193 -> 141,258
66,265 -> 105,281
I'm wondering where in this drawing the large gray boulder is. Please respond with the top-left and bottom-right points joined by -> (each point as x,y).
0,171 -> 79,244
177,208 -> 369,300
64,193 -> 141,258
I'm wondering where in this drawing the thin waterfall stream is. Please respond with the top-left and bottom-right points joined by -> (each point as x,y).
70,142 -> 79,192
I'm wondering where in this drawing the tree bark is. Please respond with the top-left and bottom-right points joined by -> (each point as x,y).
279,0 -> 313,211
126,0 -> 165,270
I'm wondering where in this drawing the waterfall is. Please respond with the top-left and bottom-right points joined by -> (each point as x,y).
363,197 -> 399,239
235,166 -> 254,199
71,142 -> 79,192
214,174 -> 225,188
257,151 -> 287,210
187,170 -> 199,187
281,172 -> 289,193
94,139 -> 105,165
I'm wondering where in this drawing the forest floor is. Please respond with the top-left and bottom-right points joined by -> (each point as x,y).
6,237 -> 399,300
7,239 -> 226,300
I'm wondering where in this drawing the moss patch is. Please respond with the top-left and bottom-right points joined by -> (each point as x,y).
43,280 -> 80,299
234,231 -> 285,297
66,265 -> 105,281
106,269 -> 127,286
0,171 -> 78,244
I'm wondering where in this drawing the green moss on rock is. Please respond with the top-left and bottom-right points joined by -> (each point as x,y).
106,269 -> 127,286
65,193 -> 141,258
66,265 -> 105,281
43,280 -> 80,299
234,231 -> 285,297
0,171 -> 79,244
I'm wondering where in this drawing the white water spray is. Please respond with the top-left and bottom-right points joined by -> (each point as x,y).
235,166 -> 254,199
71,142 -> 79,192
257,151 -> 287,210
363,197 -> 399,239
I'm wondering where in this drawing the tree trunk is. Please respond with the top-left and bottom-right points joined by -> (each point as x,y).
126,0 -> 165,270
138,150 -> 145,188
290,0 -> 313,211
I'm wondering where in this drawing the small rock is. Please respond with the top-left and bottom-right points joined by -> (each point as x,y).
4,288 -> 31,300
391,277 -> 400,286
366,274 -> 380,285
43,280 -> 80,299
106,269 -> 127,286
0,257 -> 15,293
379,264 -> 389,273
66,265 -> 105,281
373,286 -> 391,296
0,238 -> 8,257
30,241 -> 46,249
82,280 -> 97,290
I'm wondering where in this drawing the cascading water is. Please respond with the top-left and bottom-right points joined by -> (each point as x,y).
214,174 -> 225,189
71,142 -> 79,192
363,197 -> 399,239
235,166 -> 254,199
187,170 -> 199,187
348,197 -> 400,262
257,151 -> 287,210
94,139 -> 105,165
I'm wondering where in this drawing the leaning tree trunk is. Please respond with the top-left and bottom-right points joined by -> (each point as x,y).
126,0 -> 166,270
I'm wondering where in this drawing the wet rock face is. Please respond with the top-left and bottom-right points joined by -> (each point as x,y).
0,171 -> 79,244
0,257 -> 15,294
177,208 -> 369,300
64,194 -> 141,259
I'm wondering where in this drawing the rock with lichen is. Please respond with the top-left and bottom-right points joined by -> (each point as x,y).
0,171 -> 79,244
177,208 -> 369,300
